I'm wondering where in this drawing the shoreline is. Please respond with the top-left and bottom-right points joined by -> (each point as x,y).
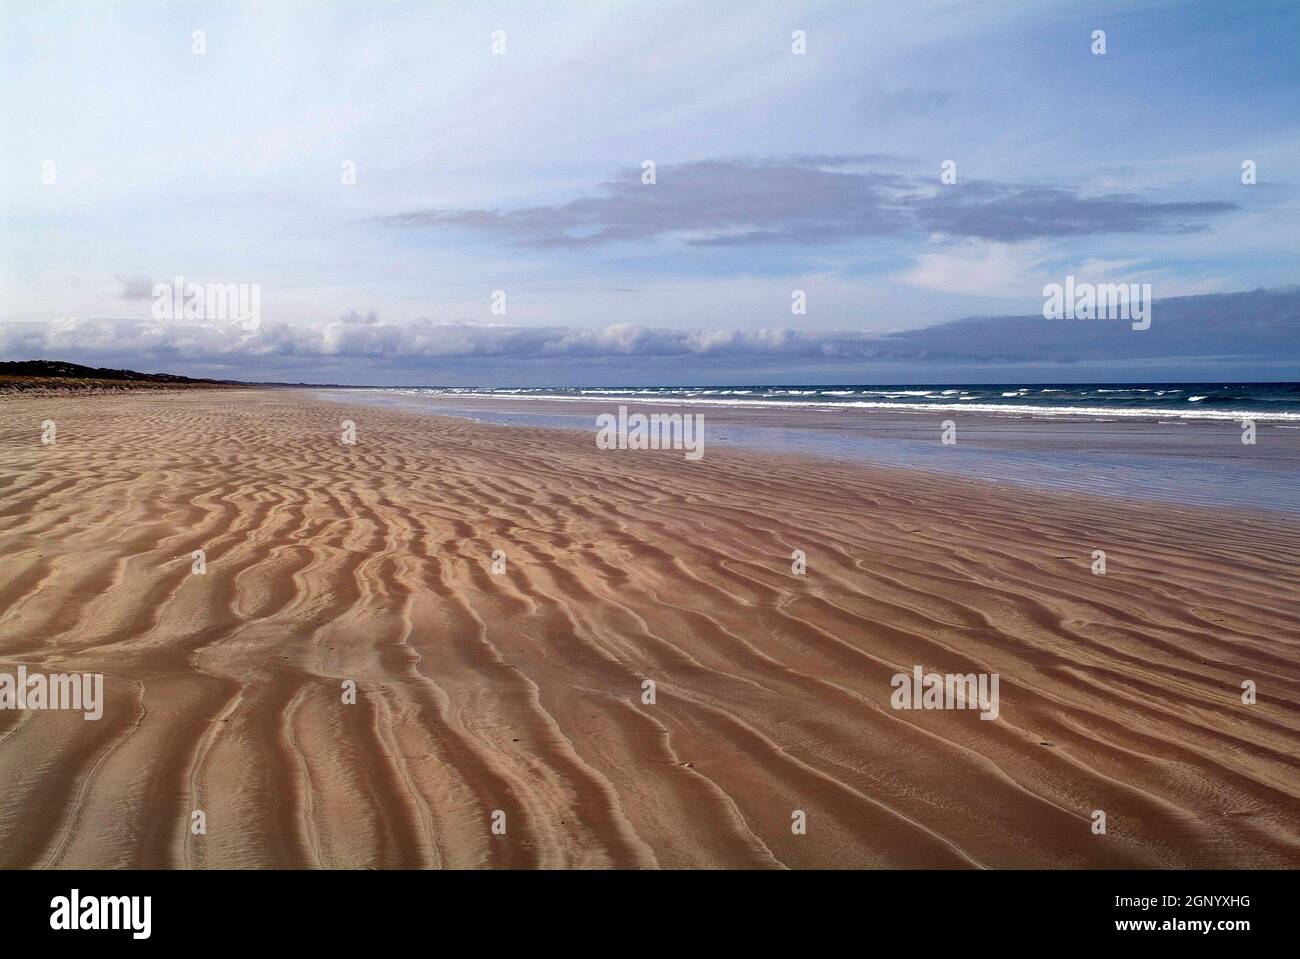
1,389 -> 1296,869
361,385 -> 1300,422
322,389 -> 1300,514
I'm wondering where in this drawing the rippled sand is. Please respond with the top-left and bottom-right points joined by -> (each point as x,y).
0,390 -> 1296,868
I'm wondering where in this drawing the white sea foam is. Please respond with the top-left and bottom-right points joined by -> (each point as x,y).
379,389 -> 1300,422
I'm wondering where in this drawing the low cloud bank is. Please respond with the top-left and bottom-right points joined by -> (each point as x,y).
2,287 -> 1296,379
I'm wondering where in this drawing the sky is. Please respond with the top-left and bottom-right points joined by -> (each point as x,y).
1,0 -> 1297,385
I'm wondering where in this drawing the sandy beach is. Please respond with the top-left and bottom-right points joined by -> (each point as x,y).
0,388 -> 1297,869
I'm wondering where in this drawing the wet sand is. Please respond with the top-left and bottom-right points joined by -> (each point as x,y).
0,389 -> 1297,868
337,390 -> 1300,513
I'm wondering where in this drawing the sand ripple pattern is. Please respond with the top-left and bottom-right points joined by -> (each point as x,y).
0,391 -> 1296,868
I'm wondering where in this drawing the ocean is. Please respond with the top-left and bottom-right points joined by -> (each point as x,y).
329,381 -> 1300,512
373,382 -> 1300,422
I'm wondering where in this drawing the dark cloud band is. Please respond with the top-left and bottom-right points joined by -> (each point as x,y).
377,155 -> 1238,247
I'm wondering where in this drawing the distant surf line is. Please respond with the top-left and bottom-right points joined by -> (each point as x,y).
374,389 -> 1300,423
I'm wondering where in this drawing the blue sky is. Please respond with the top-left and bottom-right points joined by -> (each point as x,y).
1,0 -> 1297,384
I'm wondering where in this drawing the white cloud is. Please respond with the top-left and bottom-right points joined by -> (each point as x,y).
895,240 -> 1054,298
